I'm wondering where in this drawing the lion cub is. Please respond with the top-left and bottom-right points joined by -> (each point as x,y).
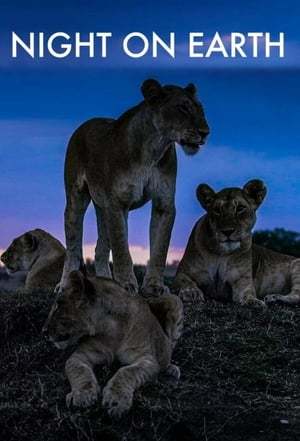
174,179 -> 300,306
43,271 -> 183,418
1,229 -> 65,291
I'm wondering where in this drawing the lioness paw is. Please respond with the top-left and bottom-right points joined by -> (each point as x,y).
265,294 -> 284,305
141,282 -> 170,298
240,297 -> 266,308
244,297 -> 266,308
124,282 -> 138,295
179,287 -> 204,304
120,277 -> 139,296
66,386 -> 99,408
102,384 -> 133,418
165,363 -> 181,381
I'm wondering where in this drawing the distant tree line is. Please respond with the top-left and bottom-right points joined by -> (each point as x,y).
253,228 -> 300,257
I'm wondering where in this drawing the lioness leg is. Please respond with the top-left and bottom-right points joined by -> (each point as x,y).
102,355 -> 159,417
265,259 -> 300,305
142,152 -> 176,297
142,199 -> 176,297
59,187 -> 91,290
94,203 -> 112,278
143,201 -> 175,297
65,346 -> 113,408
103,203 -> 138,294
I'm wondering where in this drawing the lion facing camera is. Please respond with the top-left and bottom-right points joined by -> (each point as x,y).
174,179 -> 300,307
43,271 -> 183,418
1,229 -> 65,291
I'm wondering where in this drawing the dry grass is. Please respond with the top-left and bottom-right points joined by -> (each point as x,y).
0,289 -> 300,441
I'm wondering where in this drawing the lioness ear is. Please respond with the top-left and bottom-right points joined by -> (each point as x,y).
69,270 -> 85,293
185,83 -> 197,97
243,179 -> 267,208
83,278 -> 96,302
141,79 -> 162,102
22,232 -> 37,251
69,270 -> 95,305
196,184 -> 216,210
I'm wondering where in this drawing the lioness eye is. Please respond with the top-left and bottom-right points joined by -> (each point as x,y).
177,105 -> 190,116
237,205 -> 246,214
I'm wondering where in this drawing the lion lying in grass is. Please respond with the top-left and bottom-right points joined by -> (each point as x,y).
43,271 -> 183,418
1,229 -> 65,291
174,179 -> 300,306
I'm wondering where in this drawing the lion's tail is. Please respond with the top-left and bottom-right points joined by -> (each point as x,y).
148,294 -> 184,349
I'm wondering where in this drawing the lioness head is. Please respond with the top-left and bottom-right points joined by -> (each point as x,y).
141,79 -> 210,155
197,179 -> 267,254
1,230 -> 40,274
43,271 -> 97,349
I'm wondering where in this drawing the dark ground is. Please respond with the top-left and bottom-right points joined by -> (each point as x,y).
0,283 -> 300,441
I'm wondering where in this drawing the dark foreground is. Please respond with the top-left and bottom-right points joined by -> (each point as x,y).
0,290 -> 300,441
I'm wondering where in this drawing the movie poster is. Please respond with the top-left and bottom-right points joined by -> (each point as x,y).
0,1 -> 299,440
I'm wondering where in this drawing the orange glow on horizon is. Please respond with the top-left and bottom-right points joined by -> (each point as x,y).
0,244 -> 183,267
83,243 -> 183,265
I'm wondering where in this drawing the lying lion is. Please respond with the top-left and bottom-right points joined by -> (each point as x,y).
174,179 -> 300,306
1,229 -> 65,291
43,271 -> 183,418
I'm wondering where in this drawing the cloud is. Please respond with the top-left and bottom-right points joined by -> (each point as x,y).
181,144 -> 300,183
0,118 -> 73,141
173,144 -> 300,239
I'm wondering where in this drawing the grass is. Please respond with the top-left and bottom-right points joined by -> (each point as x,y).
0,289 -> 300,441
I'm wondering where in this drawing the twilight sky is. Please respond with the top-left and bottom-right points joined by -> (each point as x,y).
0,0 -> 299,263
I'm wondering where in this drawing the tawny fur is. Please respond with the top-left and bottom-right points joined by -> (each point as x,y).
173,180 -> 300,306
1,229 -> 65,291
44,271 -> 183,418
59,79 -> 209,297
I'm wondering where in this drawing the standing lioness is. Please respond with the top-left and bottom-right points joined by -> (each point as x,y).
174,180 -> 300,306
59,79 -> 209,296
43,271 -> 183,418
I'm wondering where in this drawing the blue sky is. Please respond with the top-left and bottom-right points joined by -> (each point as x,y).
0,1 -> 299,260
